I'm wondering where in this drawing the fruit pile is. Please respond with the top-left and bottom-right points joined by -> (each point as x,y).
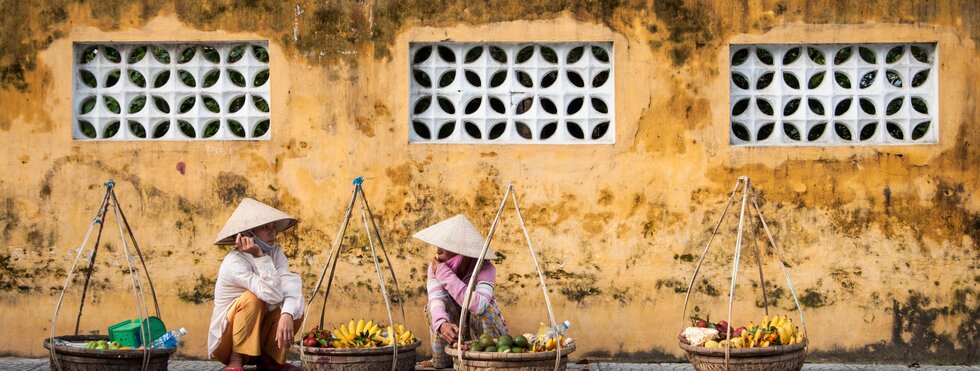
302,319 -> 415,349
686,314 -> 804,348
466,331 -> 571,353
466,333 -> 530,353
84,340 -> 134,350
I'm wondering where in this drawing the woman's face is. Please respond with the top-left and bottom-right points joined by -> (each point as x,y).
250,222 -> 277,245
435,248 -> 457,262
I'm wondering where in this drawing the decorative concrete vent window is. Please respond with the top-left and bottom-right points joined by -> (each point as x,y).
409,42 -> 614,144
729,43 -> 937,146
72,42 -> 270,140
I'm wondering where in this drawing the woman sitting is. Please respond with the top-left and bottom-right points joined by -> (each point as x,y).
413,214 -> 508,369
207,198 -> 304,371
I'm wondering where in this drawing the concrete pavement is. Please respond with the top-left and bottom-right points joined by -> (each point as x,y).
2,358 -> 978,371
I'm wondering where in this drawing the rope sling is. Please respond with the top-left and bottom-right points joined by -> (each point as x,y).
300,177 -> 408,371
49,180 -> 161,371
679,176 -> 809,369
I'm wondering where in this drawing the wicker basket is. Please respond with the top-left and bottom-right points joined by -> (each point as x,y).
298,340 -> 421,371
444,343 -> 576,371
43,335 -> 175,371
677,177 -> 809,371
678,337 -> 806,371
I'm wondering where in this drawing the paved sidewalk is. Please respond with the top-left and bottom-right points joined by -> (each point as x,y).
2,359 -> 978,371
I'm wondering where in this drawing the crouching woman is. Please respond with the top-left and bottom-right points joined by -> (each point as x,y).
207,198 -> 304,371
413,214 -> 508,369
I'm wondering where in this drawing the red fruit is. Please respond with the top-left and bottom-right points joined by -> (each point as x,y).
732,326 -> 746,338
696,321 -> 708,328
303,338 -> 318,347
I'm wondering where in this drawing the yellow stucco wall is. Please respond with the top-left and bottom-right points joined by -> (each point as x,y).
0,0 -> 977,363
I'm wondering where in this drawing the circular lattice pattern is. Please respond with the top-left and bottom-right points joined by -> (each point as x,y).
73,42 -> 271,140
730,43 -> 936,145
409,42 -> 614,143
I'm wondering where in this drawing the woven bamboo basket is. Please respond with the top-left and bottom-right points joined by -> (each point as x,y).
445,344 -> 576,371
43,335 -> 175,371
677,177 -> 809,371
678,335 -> 805,371
298,340 -> 421,371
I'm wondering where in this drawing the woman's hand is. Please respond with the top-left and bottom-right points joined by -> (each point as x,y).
438,322 -> 459,343
429,258 -> 441,276
276,313 -> 295,349
235,233 -> 264,258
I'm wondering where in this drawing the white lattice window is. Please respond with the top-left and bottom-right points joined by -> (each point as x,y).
72,42 -> 270,140
409,42 -> 614,144
730,43 -> 937,146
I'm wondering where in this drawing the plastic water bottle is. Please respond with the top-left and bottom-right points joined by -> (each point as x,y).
149,328 -> 187,349
556,320 -> 571,336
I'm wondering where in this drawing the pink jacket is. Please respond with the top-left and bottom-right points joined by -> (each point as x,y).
426,255 -> 497,331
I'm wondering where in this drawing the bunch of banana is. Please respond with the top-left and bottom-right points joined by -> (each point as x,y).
379,324 -> 416,346
331,319 -> 382,348
529,335 -> 565,352
741,315 -> 804,348
306,319 -> 415,349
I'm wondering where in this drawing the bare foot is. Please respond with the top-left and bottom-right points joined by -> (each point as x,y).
225,351 -> 244,370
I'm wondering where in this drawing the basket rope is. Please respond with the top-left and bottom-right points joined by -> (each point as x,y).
748,208 -> 769,317
359,186 -> 408,327
678,176 -> 808,370
111,198 -> 153,371
300,178 -> 406,371
49,180 -> 159,371
113,191 -> 162,319
455,182 -> 563,371
359,192 -> 399,371
748,184 -> 808,340
49,187 -> 109,371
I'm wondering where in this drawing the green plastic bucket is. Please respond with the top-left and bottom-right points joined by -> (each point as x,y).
108,317 -> 166,348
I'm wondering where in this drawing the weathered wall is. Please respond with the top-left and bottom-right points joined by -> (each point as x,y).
0,0 -> 977,364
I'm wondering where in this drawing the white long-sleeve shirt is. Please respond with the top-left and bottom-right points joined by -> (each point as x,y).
207,246 -> 304,357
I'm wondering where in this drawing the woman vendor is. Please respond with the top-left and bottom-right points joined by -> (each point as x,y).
413,214 -> 508,368
207,198 -> 304,371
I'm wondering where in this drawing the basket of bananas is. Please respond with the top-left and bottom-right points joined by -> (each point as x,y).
297,319 -> 420,371
298,180 -> 420,371
678,315 -> 807,370
677,177 -> 809,371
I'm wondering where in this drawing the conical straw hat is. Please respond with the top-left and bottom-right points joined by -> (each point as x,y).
413,214 -> 496,259
214,198 -> 298,245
